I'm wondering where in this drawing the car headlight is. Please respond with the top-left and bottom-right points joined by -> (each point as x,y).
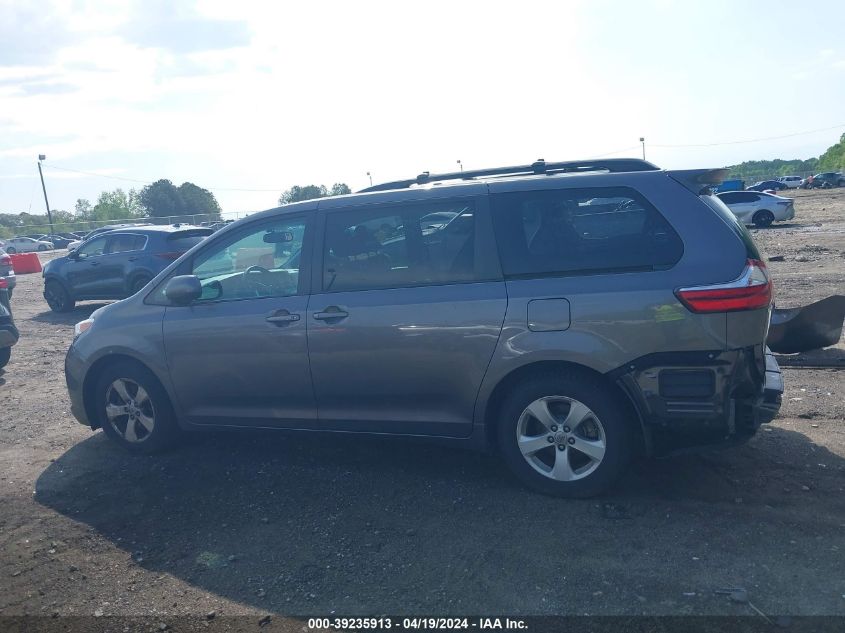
74,318 -> 95,337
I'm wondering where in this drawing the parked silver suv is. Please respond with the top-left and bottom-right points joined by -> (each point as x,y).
64,159 -> 783,497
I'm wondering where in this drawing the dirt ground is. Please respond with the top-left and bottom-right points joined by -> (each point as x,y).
0,189 -> 843,623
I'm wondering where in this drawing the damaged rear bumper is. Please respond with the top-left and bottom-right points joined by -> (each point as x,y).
610,346 -> 783,456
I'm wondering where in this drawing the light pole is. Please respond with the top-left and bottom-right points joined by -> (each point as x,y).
366,171 -> 372,187
37,154 -> 55,235
456,159 -> 462,172
639,137 -> 646,160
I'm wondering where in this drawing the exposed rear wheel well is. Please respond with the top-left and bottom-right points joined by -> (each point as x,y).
483,361 -> 646,455
83,355 -> 169,429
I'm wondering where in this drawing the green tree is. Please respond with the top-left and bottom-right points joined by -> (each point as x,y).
178,182 -> 221,219
75,199 -> 92,218
140,179 -> 182,218
278,183 -> 351,205
140,179 -> 222,221
729,157 -> 819,182
329,183 -> 351,196
279,185 -> 327,204
90,189 -> 145,222
817,133 -> 845,172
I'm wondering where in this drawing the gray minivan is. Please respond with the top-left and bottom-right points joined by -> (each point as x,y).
64,159 -> 783,497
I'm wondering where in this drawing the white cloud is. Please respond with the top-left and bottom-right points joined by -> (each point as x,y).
1,0 -> 842,214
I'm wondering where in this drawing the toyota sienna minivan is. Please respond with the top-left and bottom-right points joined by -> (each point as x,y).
64,159 -> 783,497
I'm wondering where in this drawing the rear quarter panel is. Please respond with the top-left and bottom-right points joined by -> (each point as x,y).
476,172 -> 750,426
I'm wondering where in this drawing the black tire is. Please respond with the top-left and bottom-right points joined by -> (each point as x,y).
496,372 -> 635,498
95,360 -> 180,454
6,247 -> 15,254
130,275 -> 152,295
753,210 -> 774,228
44,279 -> 75,313
38,244 -> 47,251
0,346 -> 10,369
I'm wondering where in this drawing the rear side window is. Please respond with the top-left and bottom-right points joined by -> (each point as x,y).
167,231 -> 212,252
107,233 -> 146,254
490,187 -> 683,278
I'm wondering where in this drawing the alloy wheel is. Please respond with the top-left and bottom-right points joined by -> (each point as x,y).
44,283 -> 66,311
516,396 -> 607,481
105,378 -> 156,443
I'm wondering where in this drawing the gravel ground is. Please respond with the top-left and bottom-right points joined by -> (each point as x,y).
0,189 -> 843,622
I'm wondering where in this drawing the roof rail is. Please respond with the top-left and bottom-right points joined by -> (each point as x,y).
360,158 -> 660,192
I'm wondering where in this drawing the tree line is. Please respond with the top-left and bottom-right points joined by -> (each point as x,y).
0,179 -> 223,239
728,132 -> 845,182
1,178 -> 354,239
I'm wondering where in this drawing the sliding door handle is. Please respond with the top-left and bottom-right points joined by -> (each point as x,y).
313,307 -> 348,321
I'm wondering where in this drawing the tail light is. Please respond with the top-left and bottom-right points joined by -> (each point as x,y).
155,251 -> 185,261
0,278 -> 7,289
0,254 -> 11,268
675,259 -> 772,313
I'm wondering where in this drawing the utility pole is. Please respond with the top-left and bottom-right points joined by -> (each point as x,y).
639,137 -> 646,160
37,154 -> 55,235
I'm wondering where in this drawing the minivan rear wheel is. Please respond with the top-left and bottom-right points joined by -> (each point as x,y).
752,210 -> 774,228
95,361 -> 180,454
497,373 -> 634,497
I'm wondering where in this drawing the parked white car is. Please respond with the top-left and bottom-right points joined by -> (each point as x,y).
776,176 -> 803,189
716,191 -> 795,228
3,236 -> 55,253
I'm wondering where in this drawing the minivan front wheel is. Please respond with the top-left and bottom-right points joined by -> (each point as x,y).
95,361 -> 179,454
497,374 -> 633,497
44,280 -> 75,313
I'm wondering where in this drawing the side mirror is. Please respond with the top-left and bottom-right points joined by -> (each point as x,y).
67,249 -> 80,260
164,275 -> 202,305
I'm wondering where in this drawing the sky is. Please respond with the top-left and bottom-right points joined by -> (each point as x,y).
1,0 -> 844,218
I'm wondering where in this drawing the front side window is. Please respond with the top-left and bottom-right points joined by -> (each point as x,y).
77,236 -> 108,257
490,187 -> 683,277
322,200 -> 478,292
189,216 -> 306,302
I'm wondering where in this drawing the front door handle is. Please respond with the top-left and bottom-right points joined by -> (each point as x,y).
313,307 -> 349,321
266,310 -> 300,325
89,261 -> 100,266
